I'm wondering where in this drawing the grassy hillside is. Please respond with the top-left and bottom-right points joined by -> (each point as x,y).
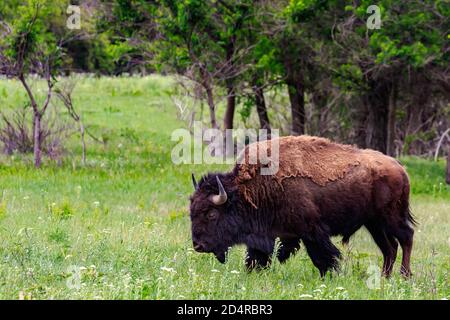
0,76 -> 448,299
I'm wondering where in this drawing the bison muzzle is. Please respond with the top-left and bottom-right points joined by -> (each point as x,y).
189,136 -> 415,277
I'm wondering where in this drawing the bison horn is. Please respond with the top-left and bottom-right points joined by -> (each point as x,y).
192,173 -> 198,190
210,176 -> 227,205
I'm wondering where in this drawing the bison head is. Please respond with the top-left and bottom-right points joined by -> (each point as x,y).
189,173 -> 242,263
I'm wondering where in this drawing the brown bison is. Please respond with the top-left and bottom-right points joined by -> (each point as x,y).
189,136 -> 415,277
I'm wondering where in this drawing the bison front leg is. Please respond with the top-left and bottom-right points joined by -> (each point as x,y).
277,238 -> 301,263
302,231 -> 341,277
245,248 -> 271,271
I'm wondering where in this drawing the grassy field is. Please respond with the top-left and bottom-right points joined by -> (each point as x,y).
0,76 -> 448,300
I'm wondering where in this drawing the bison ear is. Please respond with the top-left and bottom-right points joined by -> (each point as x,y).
191,173 -> 198,190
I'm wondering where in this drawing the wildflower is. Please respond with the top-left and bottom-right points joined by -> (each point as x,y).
313,289 -> 322,293
230,270 -> 240,274
160,266 -> 176,273
336,287 -> 345,291
211,269 -> 220,273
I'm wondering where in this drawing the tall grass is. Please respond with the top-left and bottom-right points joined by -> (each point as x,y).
0,76 -> 448,299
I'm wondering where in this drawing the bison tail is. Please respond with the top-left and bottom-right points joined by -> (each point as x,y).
400,170 -> 417,227
405,206 -> 418,227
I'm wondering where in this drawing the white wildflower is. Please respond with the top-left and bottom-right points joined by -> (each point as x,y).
160,267 -> 176,273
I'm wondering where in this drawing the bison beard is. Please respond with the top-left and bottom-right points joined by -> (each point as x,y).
189,136 -> 415,278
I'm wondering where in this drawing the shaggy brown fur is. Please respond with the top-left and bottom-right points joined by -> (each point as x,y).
236,136 -> 409,211
236,136 -> 363,207
189,135 -> 415,277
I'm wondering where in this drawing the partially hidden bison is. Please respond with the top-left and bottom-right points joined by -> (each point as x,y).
189,136 -> 415,277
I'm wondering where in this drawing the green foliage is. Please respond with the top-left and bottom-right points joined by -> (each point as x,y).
402,157 -> 450,197
1,0 -> 67,73
334,64 -> 365,91
0,200 -> 6,221
49,201 -> 75,220
285,0 -> 330,22
359,0 -> 447,68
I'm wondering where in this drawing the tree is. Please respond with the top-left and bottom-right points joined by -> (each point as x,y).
0,0 -> 83,167
155,0 -> 251,130
260,0 -> 336,136
96,0 -> 158,75
333,0 -> 449,154
154,0 -> 221,128
447,148 -> 450,184
55,79 -> 87,164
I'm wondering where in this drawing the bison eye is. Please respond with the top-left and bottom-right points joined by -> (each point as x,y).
207,210 -> 218,220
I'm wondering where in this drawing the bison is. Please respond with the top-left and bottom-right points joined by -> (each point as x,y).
189,136 -> 415,277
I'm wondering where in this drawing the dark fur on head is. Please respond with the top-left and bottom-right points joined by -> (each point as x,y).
189,170 -> 287,265
189,172 -> 243,263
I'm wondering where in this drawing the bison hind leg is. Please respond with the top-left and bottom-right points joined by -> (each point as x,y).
389,220 -> 414,278
365,222 -> 398,277
302,231 -> 341,277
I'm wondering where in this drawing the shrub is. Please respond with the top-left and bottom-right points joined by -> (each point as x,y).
0,106 -> 73,161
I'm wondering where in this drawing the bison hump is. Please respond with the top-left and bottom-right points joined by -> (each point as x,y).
235,135 -> 362,187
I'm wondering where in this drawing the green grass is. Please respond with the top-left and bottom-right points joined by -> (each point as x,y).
0,76 -> 448,300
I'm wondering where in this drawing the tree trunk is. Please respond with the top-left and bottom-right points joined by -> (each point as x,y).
33,112 -> 42,168
446,148 -> 450,184
405,74 -> 431,155
80,121 -> 86,165
386,83 -> 398,157
223,79 -> 235,130
365,80 -> 391,154
282,45 -> 305,136
353,98 -> 368,149
287,81 -> 305,135
199,65 -> 218,129
252,77 -> 271,131
205,86 -> 218,129
223,39 -> 236,131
